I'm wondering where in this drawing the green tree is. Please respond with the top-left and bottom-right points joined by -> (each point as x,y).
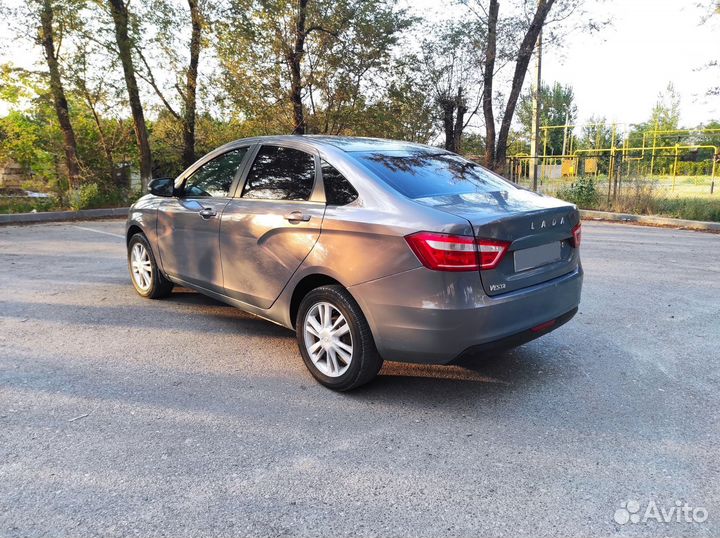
517,81 -> 577,155
576,116 -> 613,151
213,0 -> 413,135
133,0 -> 205,168
461,0 -> 608,171
418,20 -> 485,153
106,0 -> 153,189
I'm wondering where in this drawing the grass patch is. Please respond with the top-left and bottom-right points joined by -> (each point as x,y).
0,197 -> 59,214
650,197 -> 720,222
550,177 -> 720,222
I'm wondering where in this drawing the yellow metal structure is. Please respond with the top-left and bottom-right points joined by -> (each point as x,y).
511,123 -> 719,181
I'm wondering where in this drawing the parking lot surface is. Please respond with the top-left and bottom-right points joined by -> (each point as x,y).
1,219 -> 719,537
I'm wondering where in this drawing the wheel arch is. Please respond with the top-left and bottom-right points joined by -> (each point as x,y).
289,273 -> 344,329
126,224 -> 145,244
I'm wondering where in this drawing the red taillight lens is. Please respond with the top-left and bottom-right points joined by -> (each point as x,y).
476,240 -> 510,269
405,232 -> 509,272
572,223 -> 582,248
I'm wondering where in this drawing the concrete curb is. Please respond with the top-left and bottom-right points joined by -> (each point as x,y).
580,209 -> 720,232
0,207 -> 129,225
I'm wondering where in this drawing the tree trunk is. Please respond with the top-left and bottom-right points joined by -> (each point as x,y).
494,0 -> 555,172
38,0 -> 81,188
482,0 -> 499,169
441,96 -> 455,151
79,81 -> 115,178
452,86 -> 467,153
108,0 -> 153,190
182,0 -> 202,168
289,0 -> 309,134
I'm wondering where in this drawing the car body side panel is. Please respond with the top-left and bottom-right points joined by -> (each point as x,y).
126,196 -> 162,262
155,197 -> 230,293
220,199 -> 327,309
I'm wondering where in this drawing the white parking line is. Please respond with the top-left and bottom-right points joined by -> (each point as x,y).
70,225 -> 124,239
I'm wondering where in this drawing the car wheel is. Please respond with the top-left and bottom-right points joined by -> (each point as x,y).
127,233 -> 173,299
296,285 -> 383,391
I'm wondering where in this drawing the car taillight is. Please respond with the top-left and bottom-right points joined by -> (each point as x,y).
405,232 -> 510,272
572,223 -> 582,248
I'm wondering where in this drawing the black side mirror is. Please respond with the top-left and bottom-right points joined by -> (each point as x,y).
148,178 -> 174,197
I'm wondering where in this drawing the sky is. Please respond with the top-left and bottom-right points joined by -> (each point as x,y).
1,0 -> 718,129
540,0 -> 719,127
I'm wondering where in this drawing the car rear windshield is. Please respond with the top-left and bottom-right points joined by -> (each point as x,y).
354,150 -> 515,199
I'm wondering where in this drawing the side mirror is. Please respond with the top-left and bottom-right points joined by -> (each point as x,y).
148,178 -> 174,197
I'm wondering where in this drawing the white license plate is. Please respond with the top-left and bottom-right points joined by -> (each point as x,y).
514,242 -> 561,272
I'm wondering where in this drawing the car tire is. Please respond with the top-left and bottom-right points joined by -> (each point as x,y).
127,233 -> 173,299
296,285 -> 383,391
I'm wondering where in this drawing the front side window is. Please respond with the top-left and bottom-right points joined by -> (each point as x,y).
355,150 -> 514,199
321,160 -> 358,206
242,145 -> 315,201
183,147 -> 249,197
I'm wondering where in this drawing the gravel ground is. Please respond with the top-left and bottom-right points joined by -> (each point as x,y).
0,219 -> 719,537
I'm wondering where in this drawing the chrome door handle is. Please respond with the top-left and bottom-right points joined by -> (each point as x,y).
284,211 -> 311,222
198,207 -> 217,219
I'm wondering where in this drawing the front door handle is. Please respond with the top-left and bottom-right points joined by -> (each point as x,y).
284,211 -> 311,222
198,207 -> 217,219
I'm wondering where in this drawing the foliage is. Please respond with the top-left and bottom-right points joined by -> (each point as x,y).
556,177 -> 599,207
652,197 -> 720,222
212,0 -> 414,135
0,196 -> 59,214
576,116 -> 613,150
67,182 -> 131,210
556,177 -> 720,222
517,82 -> 577,155
417,20 -> 485,151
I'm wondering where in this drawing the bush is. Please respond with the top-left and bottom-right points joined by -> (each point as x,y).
611,179 -> 659,215
69,183 -> 101,210
0,196 -> 59,214
556,177 -> 599,208
652,197 -> 720,222
68,183 -> 131,210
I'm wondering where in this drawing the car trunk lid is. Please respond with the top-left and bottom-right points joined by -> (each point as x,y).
415,189 -> 580,296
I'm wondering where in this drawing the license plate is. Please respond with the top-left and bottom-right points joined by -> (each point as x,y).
514,242 -> 561,272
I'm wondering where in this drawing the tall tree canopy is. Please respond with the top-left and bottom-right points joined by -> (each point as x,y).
212,0 -> 413,134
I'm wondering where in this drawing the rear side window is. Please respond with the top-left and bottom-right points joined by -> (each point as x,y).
321,160 -> 358,206
355,150 -> 514,199
242,145 -> 315,201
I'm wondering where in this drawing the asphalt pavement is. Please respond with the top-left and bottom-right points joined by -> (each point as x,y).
0,219 -> 718,537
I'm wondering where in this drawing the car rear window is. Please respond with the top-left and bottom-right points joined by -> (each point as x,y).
354,150 -> 514,199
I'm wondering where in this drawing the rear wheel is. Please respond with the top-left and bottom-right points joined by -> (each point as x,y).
296,285 -> 382,391
127,233 -> 173,299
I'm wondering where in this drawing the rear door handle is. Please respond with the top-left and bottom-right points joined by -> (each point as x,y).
198,207 -> 217,219
284,211 -> 311,222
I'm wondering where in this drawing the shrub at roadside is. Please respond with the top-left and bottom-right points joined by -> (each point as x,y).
68,183 -> 133,211
651,197 -> 720,222
556,177 -> 599,208
555,178 -> 720,222
0,196 -> 59,214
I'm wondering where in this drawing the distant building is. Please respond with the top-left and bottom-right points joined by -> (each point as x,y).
0,160 -> 27,190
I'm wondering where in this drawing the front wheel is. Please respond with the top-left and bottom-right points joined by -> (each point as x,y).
296,285 -> 383,391
127,233 -> 173,299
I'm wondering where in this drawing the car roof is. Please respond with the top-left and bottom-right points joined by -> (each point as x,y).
223,135 -> 443,154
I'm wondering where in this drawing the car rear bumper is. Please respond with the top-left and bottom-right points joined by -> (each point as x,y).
348,265 -> 583,364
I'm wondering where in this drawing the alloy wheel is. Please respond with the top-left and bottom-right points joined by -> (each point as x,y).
303,301 -> 353,377
130,242 -> 153,291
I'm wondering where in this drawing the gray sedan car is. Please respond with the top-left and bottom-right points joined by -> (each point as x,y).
126,136 -> 583,390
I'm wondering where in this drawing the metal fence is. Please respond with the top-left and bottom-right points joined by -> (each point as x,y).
506,151 -> 718,200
